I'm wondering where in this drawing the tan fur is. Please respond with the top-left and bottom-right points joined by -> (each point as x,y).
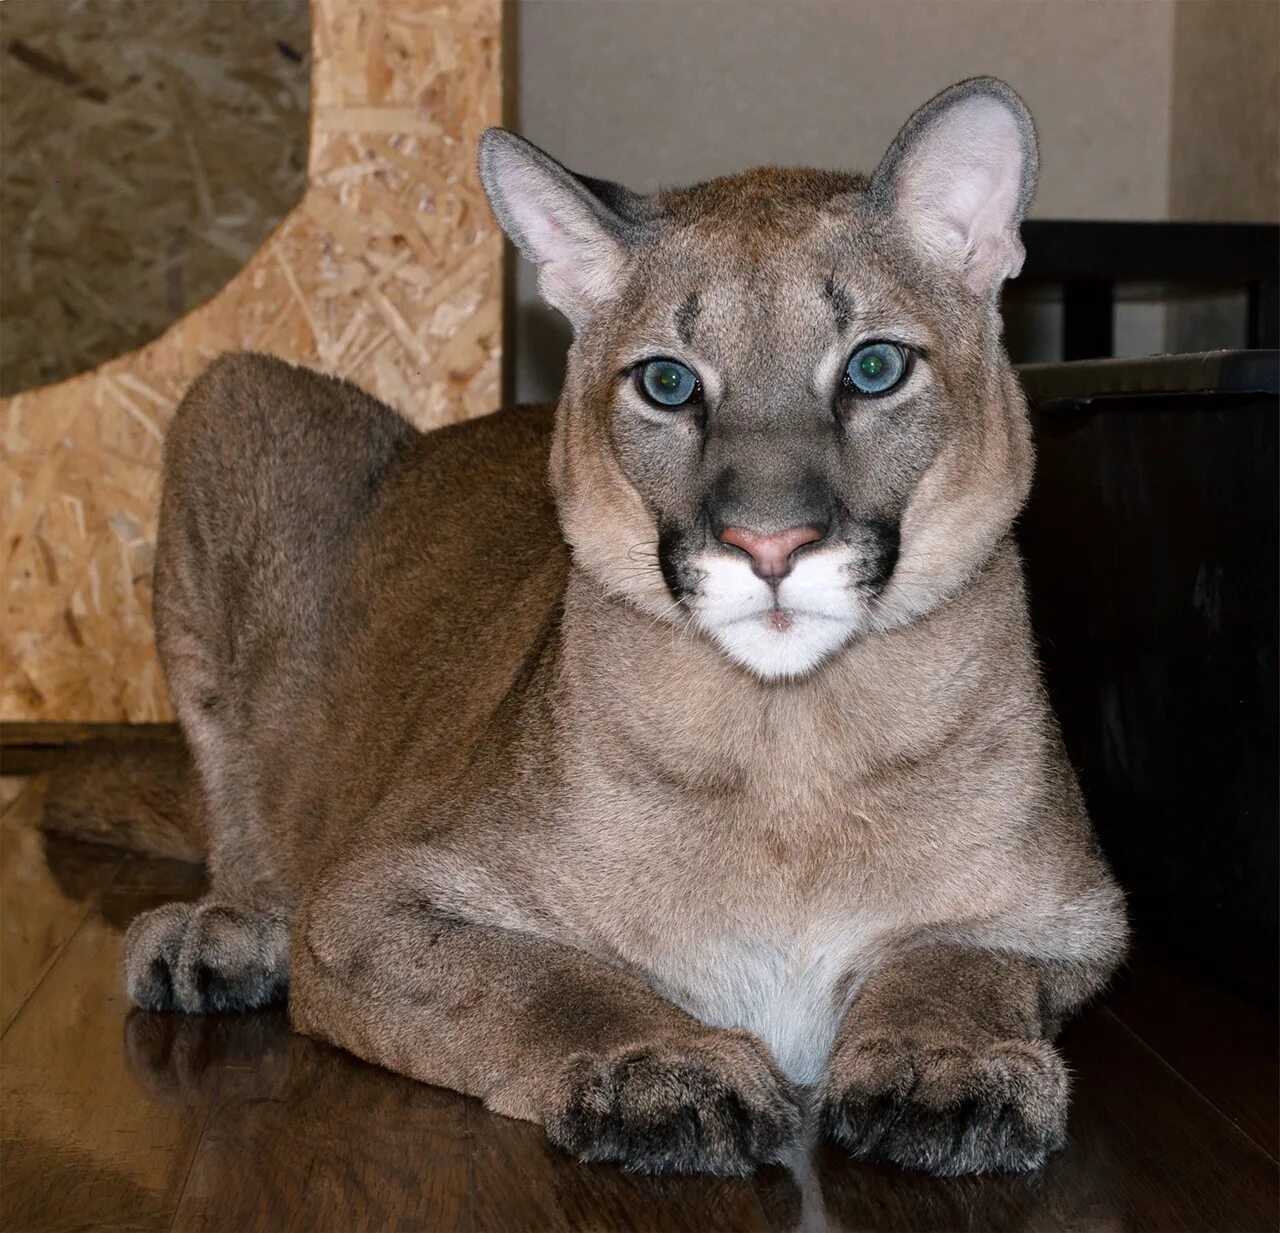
85,79 -> 1124,1176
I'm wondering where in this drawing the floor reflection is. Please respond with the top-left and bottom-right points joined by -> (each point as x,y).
117,1007 -> 1126,1233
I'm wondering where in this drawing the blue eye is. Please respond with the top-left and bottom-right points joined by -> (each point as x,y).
639,359 -> 699,408
845,342 -> 908,395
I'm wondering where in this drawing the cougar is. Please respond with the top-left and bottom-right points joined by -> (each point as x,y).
49,77 -> 1126,1177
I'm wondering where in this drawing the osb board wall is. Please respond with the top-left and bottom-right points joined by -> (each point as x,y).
2,0 -> 503,723
1,0 -> 311,395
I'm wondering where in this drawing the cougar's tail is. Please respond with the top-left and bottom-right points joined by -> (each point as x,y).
42,738 -> 207,862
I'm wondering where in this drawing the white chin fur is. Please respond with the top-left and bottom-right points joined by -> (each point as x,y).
690,550 -> 868,680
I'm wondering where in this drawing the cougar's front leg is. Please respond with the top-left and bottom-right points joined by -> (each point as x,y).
819,943 -> 1109,1175
290,856 -> 803,1176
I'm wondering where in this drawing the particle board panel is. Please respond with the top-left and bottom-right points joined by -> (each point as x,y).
1,0 -> 503,722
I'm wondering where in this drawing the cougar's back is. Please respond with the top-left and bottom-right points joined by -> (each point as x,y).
156,353 -> 566,888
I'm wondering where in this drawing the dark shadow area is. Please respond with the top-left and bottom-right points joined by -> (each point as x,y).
515,297 -> 572,407
1020,353 -> 1280,1009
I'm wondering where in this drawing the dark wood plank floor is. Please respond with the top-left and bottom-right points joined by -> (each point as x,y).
2,775 -> 1276,1232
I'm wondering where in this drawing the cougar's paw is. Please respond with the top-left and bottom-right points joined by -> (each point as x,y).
546,1029 -> 804,1176
124,900 -> 289,1013
819,1034 -> 1068,1175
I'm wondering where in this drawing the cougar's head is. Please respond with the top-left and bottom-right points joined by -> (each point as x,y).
478,78 -> 1037,680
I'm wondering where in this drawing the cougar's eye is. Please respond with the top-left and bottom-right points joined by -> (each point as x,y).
844,342 -> 907,395
638,359 -> 700,408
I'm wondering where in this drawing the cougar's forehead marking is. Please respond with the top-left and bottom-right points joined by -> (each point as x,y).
673,291 -> 701,347
823,274 -> 855,335
679,274 -> 751,361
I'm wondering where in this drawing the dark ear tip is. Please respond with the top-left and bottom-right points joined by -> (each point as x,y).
938,76 -> 1032,121
476,128 -> 565,193
957,74 -> 1020,97
476,127 -> 531,197
477,126 -> 513,167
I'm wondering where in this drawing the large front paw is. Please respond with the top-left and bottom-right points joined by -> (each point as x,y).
819,1034 -> 1068,1175
125,900 -> 289,1013
546,1029 -> 804,1175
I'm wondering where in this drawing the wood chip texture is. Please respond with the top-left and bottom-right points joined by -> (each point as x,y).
1,0 -> 311,395
2,0 -> 503,722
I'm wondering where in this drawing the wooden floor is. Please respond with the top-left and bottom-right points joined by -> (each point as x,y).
2,775 -> 1276,1233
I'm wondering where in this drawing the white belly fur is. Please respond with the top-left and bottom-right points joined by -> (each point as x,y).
648,916 -> 883,1085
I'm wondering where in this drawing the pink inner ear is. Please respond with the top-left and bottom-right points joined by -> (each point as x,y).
525,214 -> 577,289
512,187 -> 567,263
524,208 -> 566,256
897,97 -> 1027,292
494,161 -> 624,322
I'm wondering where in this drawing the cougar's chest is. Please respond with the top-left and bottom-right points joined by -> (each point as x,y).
558,684 -> 903,1084
585,808 -> 888,1086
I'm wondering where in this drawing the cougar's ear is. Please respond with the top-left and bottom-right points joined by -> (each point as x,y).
869,77 -> 1038,299
478,128 -> 636,329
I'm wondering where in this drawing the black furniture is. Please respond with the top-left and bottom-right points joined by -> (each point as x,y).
1008,221 -> 1279,360
1019,350 -> 1279,1006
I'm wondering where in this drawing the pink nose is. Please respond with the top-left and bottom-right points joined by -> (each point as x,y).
717,524 -> 825,581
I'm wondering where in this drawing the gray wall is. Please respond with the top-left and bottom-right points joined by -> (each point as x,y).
510,0 -> 1279,402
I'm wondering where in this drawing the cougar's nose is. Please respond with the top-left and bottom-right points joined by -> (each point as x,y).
717,524 -> 825,582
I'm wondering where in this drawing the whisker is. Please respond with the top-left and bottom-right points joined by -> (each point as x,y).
643,595 -> 686,634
